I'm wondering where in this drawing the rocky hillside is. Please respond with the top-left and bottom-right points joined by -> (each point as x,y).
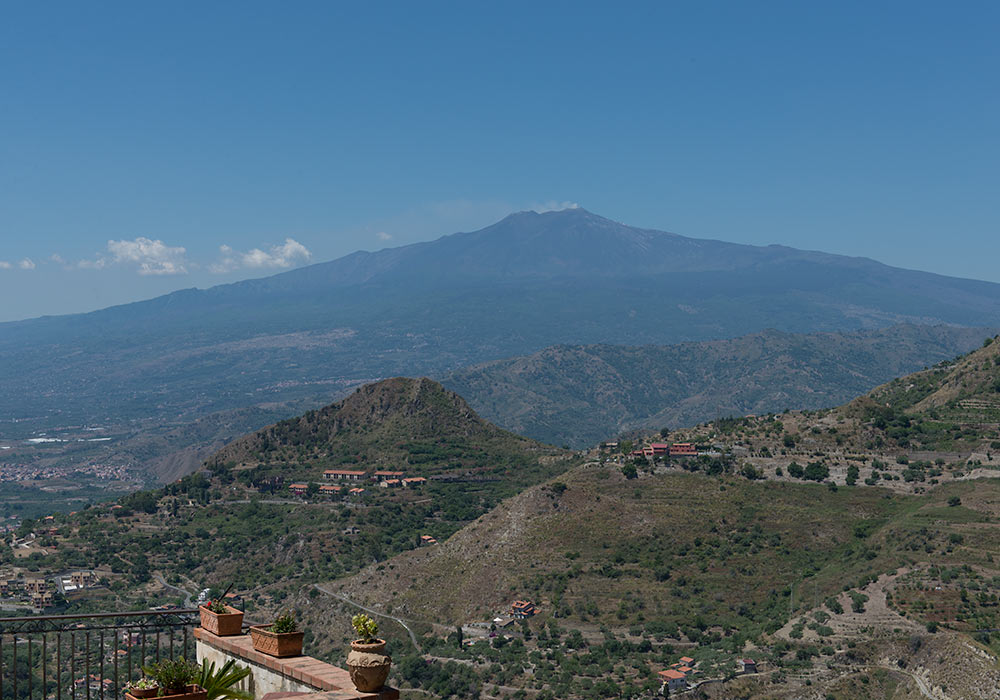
442,324 -> 995,447
207,377 -> 559,479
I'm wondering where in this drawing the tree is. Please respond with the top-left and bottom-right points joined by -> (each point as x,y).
621,464 -> 638,480
846,465 -> 859,486
787,462 -> 804,479
803,462 -> 829,482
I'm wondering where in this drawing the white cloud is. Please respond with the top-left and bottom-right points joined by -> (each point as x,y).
0,261 -> 11,270
106,237 -> 188,275
375,232 -> 393,241
75,237 -> 189,275
210,238 -> 312,274
18,258 -> 36,270
49,254 -> 66,265
530,201 -> 580,213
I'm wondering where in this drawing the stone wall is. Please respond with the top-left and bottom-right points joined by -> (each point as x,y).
193,628 -> 397,700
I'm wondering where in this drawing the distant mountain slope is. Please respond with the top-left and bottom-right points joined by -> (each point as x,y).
4,208 -> 1000,459
207,377 -> 557,479
442,324 -> 996,447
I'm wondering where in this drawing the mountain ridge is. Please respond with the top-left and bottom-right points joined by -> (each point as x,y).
442,324 -> 997,447
4,208 -> 1000,475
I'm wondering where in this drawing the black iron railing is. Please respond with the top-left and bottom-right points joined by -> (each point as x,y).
0,609 -> 199,700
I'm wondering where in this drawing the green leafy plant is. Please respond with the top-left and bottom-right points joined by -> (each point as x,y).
352,613 -> 379,643
142,659 -> 200,696
198,659 -> 253,700
270,612 -> 297,634
125,678 -> 157,692
205,600 -> 229,614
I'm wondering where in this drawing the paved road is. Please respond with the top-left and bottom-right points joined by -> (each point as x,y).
312,583 -> 421,652
154,573 -> 194,607
877,665 -> 941,700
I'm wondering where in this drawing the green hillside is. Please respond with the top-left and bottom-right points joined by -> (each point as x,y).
27,378 -> 576,604
442,324 -> 995,447
326,462 -> 1000,699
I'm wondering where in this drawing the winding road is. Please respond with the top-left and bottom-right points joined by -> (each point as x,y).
154,573 -> 195,607
312,583 -> 421,652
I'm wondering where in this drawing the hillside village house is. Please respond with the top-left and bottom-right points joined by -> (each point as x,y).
510,600 -> 536,618
71,570 -> 96,588
419,535 -> 437,545
669,442 -> 697,457
737,658 -> 758,674
379,479 -> 401,488
402,477 -> 427,487
24,577 -> 47,595
288,482 -> 309,495
323,469 -> 367,481
348,487 -> 365,496
372,470 -> 404,480
658,669 -> 686,692
318,484 -> 341,495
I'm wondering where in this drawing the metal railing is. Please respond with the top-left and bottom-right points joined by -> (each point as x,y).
0,609 -> 199,700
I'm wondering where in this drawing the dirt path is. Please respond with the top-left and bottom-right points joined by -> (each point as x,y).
775,568 -> 920,643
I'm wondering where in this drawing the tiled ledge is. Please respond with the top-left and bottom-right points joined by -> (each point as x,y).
194,628 -> 398,700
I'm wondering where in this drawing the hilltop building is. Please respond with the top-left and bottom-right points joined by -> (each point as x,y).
323,469 -> 367,481
669,443 -> 697,457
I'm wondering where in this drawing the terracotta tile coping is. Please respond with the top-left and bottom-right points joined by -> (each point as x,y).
194,628 -> 398,700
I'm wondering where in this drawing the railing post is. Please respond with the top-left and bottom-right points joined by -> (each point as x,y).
85,631 -> 91,700
57,632 -> 62,700
98,631 -> 104,700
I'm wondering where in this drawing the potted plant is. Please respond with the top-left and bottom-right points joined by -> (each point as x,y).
123,677 -> 158,699
346,614 -> 392,692
198,659 -> 253,700
249,612 -> 304,657
139,660 -> 205,700
199,599 -> 244,637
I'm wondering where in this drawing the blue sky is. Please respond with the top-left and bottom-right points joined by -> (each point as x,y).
1,1 -> 998,321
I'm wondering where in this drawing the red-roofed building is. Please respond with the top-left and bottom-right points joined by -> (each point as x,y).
669,443 -> 697,457
737,658 -> 757,674
373,470 -> 404,479
289,483 -> 309,495
319,484 -> 341,495
402,477 -> 427,487
658,669 -> 687,692
650,443 -> 669,456
379,479 -> 401,488
348,487 -> 365,496
510,600 -> 535,618
420,535 -> 437,546
323,469 -> 367,481
679,656 -> 694,664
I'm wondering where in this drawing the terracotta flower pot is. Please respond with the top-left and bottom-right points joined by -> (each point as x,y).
199,604 -> 244,636
125,687 -> 159,699
249,625 -> 304,657
346,639 -> 392,692
128,686 -> 205,700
